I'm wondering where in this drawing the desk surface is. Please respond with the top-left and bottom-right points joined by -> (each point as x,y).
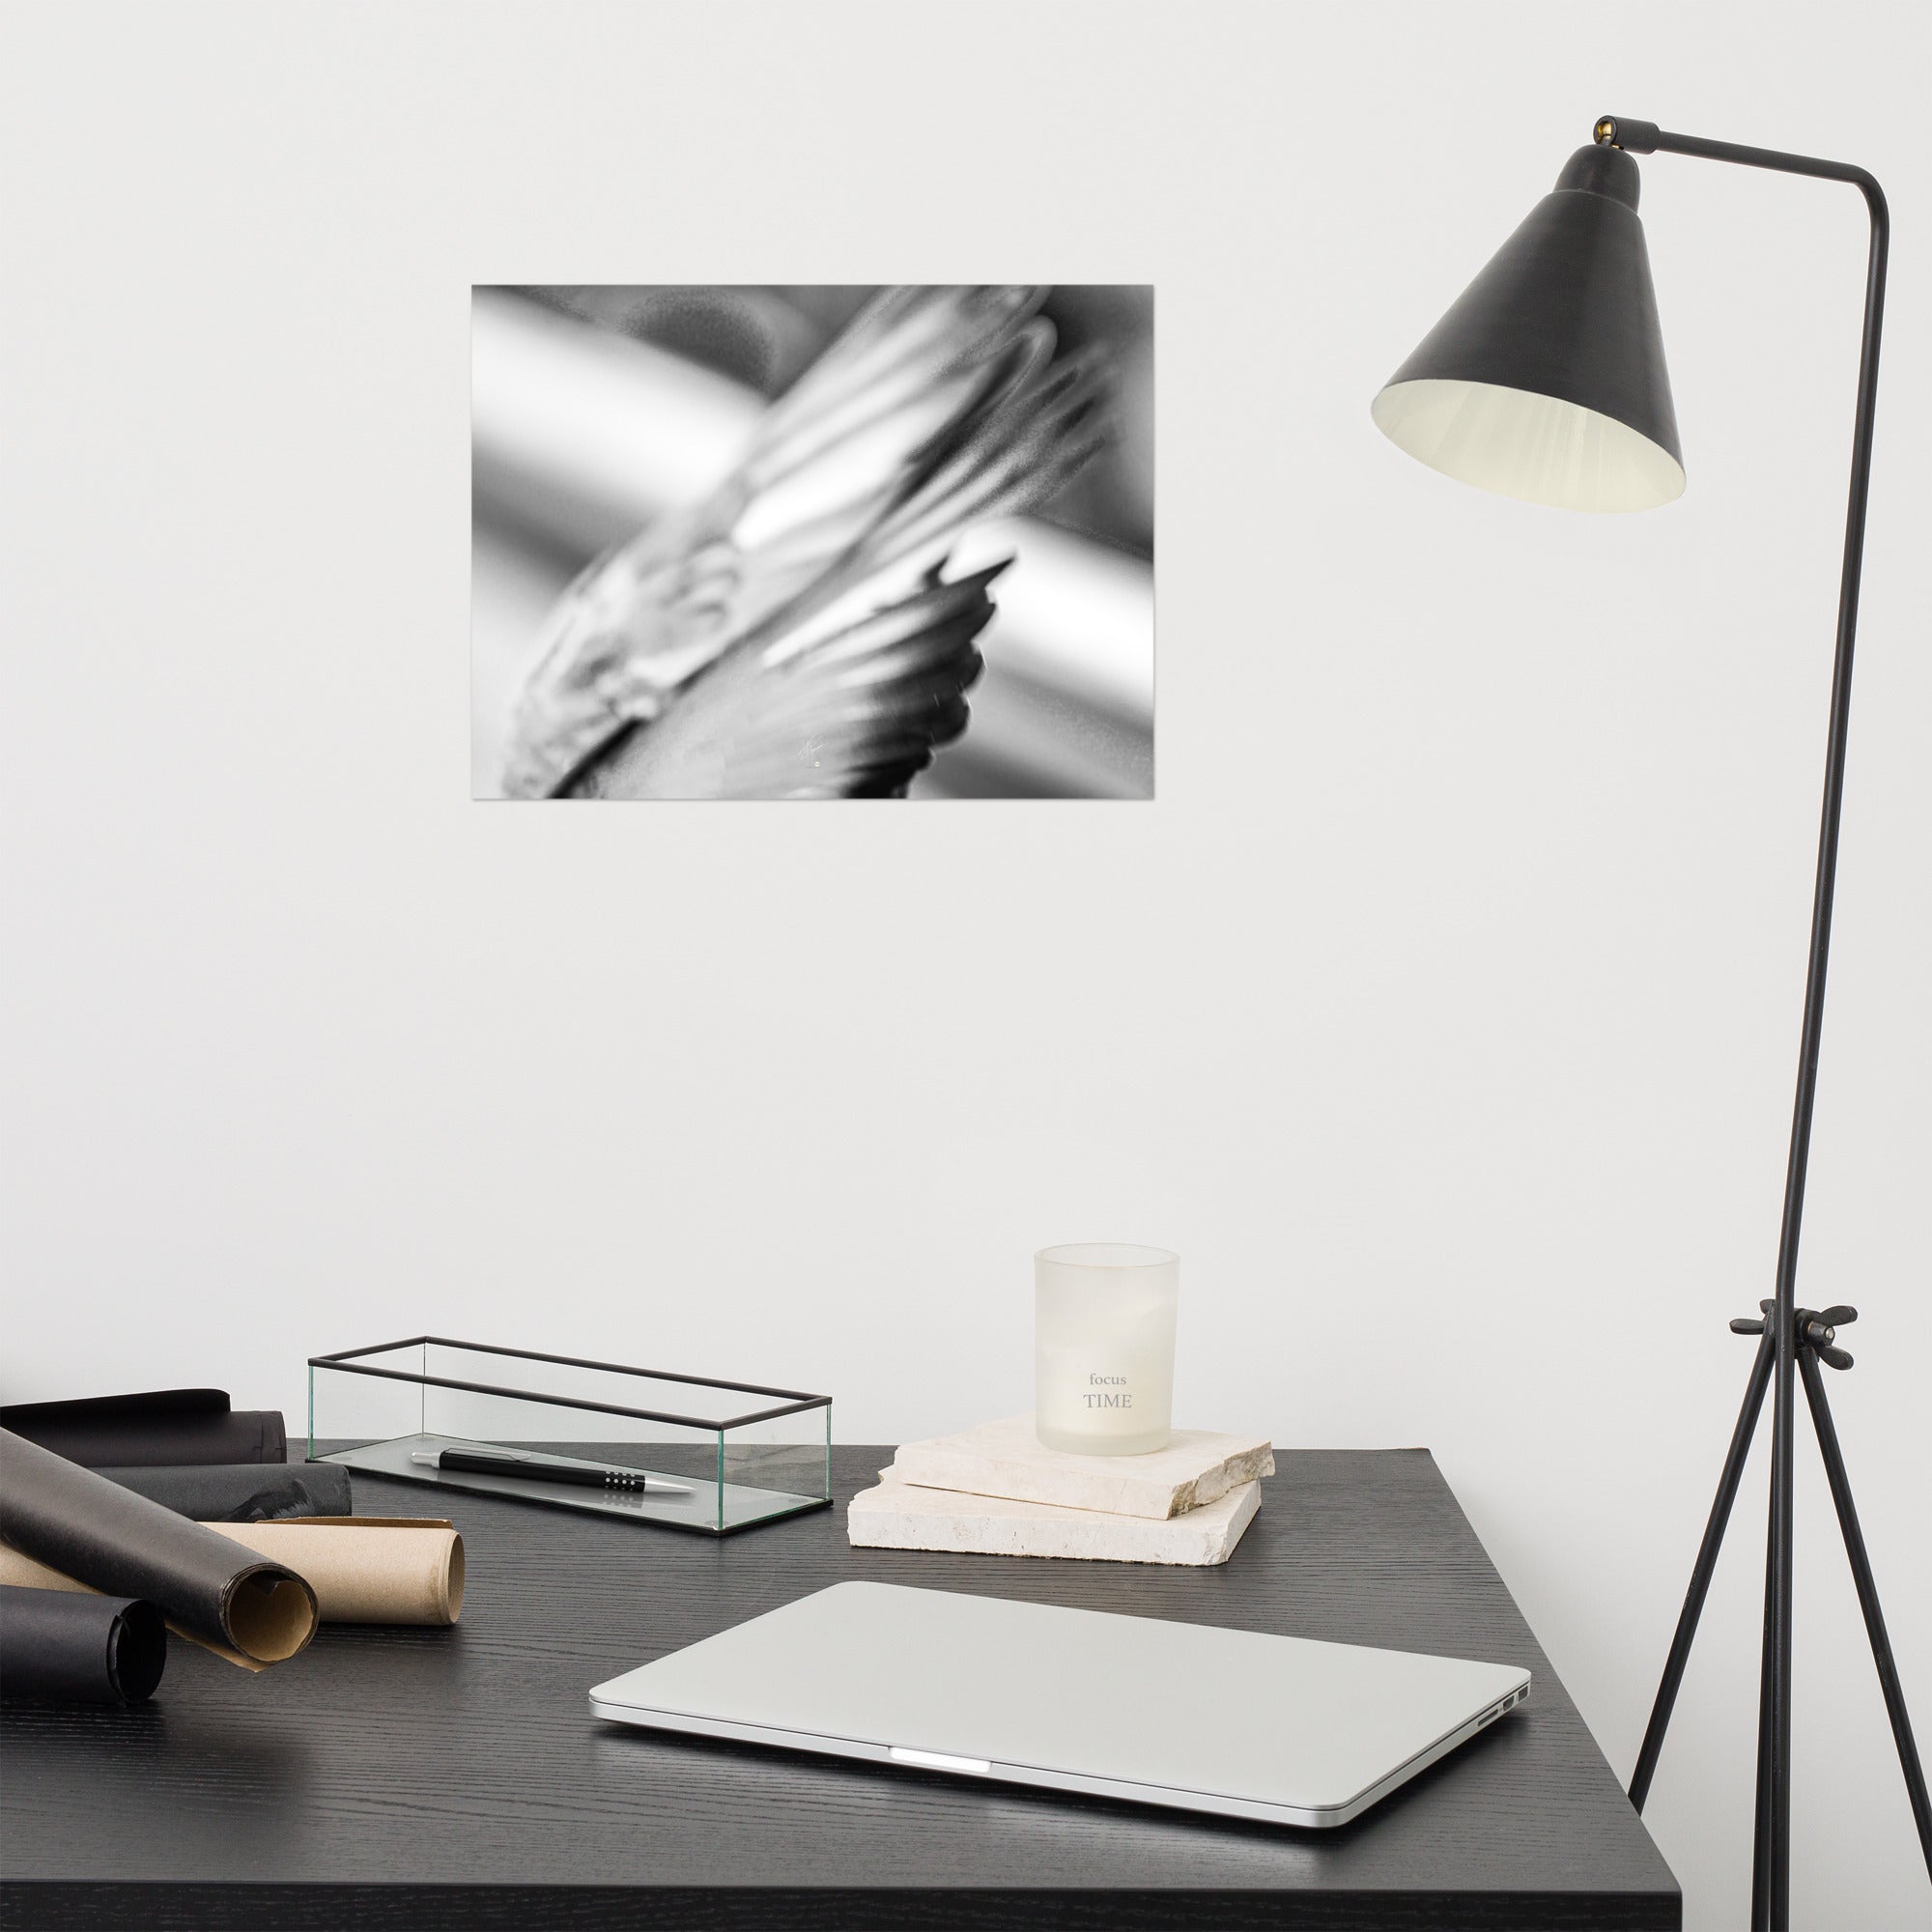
2,1446 -> 1679,1931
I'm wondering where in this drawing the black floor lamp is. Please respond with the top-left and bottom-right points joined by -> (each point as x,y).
1371,116 -> 1930,1931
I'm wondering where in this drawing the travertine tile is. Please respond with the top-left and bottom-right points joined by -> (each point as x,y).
890,1414 -> 1274,1520
848,1467 -> 1262,1565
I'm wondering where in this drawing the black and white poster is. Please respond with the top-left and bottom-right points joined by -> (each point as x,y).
472,285 -> 1153,799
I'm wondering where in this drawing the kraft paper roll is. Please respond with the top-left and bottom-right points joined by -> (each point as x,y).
0,1390 -> 286,1467
0,1521 -> 464,1630
201,1520 -> 465,1625
99,1462 -> 353,1522
0,1430 -> 316,1670
0,1584 -> 168,1705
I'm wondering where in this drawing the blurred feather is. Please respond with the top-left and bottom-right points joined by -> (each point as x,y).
499,285 -> 1109,800
573,562 -> 1006,800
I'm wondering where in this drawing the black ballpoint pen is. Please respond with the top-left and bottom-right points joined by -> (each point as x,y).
411,1446 -> 690,1495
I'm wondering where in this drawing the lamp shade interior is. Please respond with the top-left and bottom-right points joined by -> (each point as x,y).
1372,376 -> 1686,512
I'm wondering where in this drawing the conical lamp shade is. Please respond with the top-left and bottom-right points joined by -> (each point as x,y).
1373,145 -> 1684,512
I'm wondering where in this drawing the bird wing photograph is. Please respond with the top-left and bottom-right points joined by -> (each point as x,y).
471,285 -> 1153,799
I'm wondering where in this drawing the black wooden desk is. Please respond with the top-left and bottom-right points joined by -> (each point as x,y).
2,1447 -> 1679,1930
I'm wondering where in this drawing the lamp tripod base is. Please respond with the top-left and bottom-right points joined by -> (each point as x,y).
1627,1305 -> 1932,1929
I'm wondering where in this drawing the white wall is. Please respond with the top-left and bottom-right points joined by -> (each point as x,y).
3,4 -> 1926,1925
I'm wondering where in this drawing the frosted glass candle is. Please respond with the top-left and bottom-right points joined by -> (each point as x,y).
1034,1243 -> 1179,1456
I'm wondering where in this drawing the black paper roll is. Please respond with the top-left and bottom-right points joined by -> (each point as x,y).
97,1463 -> 353,1522
0,1430 -> 317,1668
0,1390 -> 286,1467
0,1585 -> 167,1705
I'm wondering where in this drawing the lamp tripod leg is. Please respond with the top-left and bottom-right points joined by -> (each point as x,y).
1752,1450 -> 1782,1931
1797,1349 -> 1932,1876
1624,1293 -> 1925,1918
1630,1326 -> 1776,1810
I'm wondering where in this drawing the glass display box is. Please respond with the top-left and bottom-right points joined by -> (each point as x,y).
309,1337 -> 832,1535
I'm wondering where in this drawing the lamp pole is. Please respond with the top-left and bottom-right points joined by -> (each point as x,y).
1589,118 -> 1924,1932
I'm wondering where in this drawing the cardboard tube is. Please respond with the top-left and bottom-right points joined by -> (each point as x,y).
200,1520 -> 465,1625
0,1430 -> 316,1669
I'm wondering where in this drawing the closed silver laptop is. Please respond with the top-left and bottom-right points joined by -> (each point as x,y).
589,1580 -> 1530,1828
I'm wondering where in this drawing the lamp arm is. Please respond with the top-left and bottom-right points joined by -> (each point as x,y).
1598,114 -> 1890,1932
1595,115 -> 1885,206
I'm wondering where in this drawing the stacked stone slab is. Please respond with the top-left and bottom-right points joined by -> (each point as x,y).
847,1416 -> 1274,1566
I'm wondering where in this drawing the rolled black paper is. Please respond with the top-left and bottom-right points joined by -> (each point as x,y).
0,1430 -> 316,1667
0,1585 -> 166,1705
0,1390 -> 286,1467
95,1462 -> 352,1522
